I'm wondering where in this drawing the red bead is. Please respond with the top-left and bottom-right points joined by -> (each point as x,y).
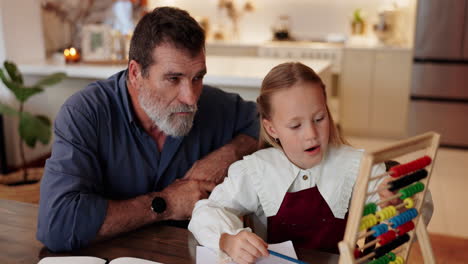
354,248 -> 362,258
397,221 -> 415,236
378,230 -> 397,245
389,156 -> 432,177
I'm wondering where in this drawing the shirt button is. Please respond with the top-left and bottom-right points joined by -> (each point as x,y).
302,175 -> 309,180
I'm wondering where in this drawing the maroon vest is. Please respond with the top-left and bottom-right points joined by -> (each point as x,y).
267,187 -> 347,253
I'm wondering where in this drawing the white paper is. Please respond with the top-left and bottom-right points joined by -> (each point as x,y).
196,240 -> 299,264
38,256 -> 107,264
110,257 -> 163,264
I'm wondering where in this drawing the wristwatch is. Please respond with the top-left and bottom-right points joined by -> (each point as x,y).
151,196 -> 167,214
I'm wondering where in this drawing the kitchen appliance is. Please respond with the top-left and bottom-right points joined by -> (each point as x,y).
373,7 -> 405,46
272,15 -> 292,41
409,0 -> 468,148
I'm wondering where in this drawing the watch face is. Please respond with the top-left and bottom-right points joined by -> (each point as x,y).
151,197 -> 166,213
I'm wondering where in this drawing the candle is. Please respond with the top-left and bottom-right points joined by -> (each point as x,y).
63,47 -> 80,63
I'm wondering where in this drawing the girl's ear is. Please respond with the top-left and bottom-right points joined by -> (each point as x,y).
262,118 -> 279,139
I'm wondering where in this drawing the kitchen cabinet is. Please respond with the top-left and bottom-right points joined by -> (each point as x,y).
340,47 -> 412,138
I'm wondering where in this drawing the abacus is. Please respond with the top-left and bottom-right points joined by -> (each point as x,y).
338,132 -> 440,264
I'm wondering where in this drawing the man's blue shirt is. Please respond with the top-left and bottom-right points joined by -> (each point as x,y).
37,70 -> 259,251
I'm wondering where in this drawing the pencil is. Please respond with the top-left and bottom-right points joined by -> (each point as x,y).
267,249 -> 309,264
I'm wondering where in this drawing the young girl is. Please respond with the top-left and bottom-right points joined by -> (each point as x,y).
188,62 -> 411,264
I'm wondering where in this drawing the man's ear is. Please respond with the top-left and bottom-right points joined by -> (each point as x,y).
128,60 -> 142,86
262,118 -> 279,139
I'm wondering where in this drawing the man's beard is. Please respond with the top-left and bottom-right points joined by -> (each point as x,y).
138,90 -> 197,137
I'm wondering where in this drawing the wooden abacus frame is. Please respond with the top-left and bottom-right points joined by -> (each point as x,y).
338,132 -> 440,264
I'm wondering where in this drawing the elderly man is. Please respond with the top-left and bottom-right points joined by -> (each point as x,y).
37,6 -> 259,252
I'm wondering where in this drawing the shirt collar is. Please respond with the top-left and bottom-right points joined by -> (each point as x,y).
118,70 -> 137,124
287,154 -> 324,179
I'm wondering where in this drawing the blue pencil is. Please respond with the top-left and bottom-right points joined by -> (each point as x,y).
267,249 -> 309,264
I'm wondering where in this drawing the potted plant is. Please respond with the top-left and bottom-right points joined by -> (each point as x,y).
351,8 -> 366,35
0,61 -> 66,185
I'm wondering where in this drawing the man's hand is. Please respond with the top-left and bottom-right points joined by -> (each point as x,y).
160,179 -> 216,220
377,177 -> 399,208
220,231 -> 269,264
184,134 -> 257,184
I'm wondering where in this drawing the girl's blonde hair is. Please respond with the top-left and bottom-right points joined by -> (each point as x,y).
257,62 -> 348,149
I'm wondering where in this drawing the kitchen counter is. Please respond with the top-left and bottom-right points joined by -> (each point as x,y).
207,39 -> 412,51
204,55 -> 331,87
19,55 -> 332,89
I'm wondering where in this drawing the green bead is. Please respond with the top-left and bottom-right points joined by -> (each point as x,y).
387,252 -> 396,261
363,203 -> 377,216
399,182 -> 425,199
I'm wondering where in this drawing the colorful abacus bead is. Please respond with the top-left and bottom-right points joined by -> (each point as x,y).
386,252 -> 397,261
397,221 -> 415,236
376,205 -> 397,221
374,234 -> 410,258
388,156 -> 432,178
403,198 -> 414,209
360,214 -> 378,231
367,252 -> 396,264
378,231 -> 397,245
389,208 -> 418,228
399,182 -> 425,199
367,255 -> 391,264
354,248 -> 362,258
389,256 -> 404,264
364,203 -> 378,216
388,169 -> 428,191
371,224 -> 389,237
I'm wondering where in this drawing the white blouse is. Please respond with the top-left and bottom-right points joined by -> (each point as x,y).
188,145 -> 389,250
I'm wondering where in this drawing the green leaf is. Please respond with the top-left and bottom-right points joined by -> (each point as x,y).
19,112 -> 52,148
0,68 -> 15,89
1,69 -> 43,102
0,103 -> 20,116
5,84 -> 44,103
35,114 -> 51,126
35,72 -> 67,87
4,61 -> 23,85
16,86 -> 44,102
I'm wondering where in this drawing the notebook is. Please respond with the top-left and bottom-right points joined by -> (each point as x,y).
37,256 -> 163,264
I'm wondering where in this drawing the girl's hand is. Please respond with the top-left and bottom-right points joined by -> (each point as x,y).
377,177 -> 399,208
220,231 -> 269,264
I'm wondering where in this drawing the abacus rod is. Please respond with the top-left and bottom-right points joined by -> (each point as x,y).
367,181 -> 396,196
355,252 -> 375,264
361,239 -> 379,250
394,202 -> 406,211
370,171 -> 392,181
360,229 -> 376,239
377,193 -> 401,206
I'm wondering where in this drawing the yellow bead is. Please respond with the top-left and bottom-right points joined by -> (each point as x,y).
404,198 -> 414,209
376,206 -> 397,221
390,256 -> 404,264
360,214 -> 378,230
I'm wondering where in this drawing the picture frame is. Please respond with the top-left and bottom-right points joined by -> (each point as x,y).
81,24 -> 112,62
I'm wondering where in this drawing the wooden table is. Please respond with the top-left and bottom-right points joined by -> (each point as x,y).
0,199 -> 339,264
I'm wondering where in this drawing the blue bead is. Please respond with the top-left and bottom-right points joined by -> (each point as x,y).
371,224 -> 388,237
389,208 -> 418,228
